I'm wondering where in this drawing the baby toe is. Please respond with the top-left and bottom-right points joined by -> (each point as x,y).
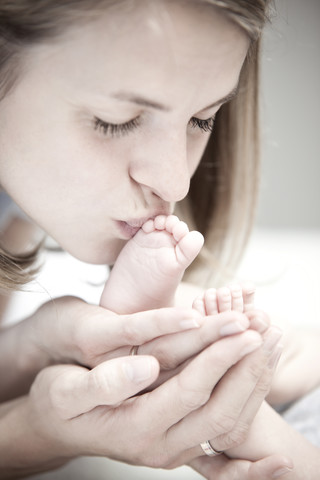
229,284 -> 244,312
204,288 -> 218,315
217,286 -> 232,312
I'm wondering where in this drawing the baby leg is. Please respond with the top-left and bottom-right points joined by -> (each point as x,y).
100,215 -> 204,314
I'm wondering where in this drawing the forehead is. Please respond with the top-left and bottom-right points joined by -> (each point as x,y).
20,1 -> 249,109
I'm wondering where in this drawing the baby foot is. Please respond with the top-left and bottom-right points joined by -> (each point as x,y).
100,215 -> 204,314
192,283 -> 256,316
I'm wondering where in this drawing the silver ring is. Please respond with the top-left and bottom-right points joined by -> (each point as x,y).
200,440 -> 223,457
129,345 -> 139,356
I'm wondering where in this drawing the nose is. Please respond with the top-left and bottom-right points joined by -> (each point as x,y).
129,132 -> 191,203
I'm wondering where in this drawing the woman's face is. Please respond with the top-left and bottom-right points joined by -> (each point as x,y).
0,1 -> 249,264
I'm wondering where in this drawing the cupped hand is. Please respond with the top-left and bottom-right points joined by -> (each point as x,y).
23,327 -> 266,470
26,294 -> 264,374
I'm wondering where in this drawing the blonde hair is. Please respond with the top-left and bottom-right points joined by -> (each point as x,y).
0,0 -> 271,290
179,0 -> 270,285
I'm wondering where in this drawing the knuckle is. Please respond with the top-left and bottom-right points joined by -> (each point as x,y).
207,354 -> 229,373
210,410 -> 237,436
178,383 -> 210,412
152,343 -> 180,370
144,453 -> 171,469
246,361 -> 263,383
72,319 -> 95,362
47,374 -> 71,419
89,367 -> 114,400
121,319 -> 141,345
130,441 -> 171,469
255,375 -> 272,398
222,421 -> 250,449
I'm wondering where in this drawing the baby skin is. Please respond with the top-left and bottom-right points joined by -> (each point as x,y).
100,215 -> 204,313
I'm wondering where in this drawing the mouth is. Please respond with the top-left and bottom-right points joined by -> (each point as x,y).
115,205 -> 174,240
116,217 -> 154,239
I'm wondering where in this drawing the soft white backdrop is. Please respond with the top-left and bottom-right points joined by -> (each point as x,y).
257,0 -> 320,229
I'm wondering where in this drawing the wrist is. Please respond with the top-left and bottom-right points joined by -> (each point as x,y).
0,319 -> 52,401
0,396 -> 71,478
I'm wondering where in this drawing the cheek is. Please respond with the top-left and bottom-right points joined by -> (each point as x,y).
187,133 -> 211,176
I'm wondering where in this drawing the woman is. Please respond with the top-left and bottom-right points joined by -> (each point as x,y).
1,1 -> 318,478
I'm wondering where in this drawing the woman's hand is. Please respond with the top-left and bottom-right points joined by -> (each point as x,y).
190,454 -> 294,480
1,327 -> 269,477
2,294 -> 265,400
30,296 -> 258,369
0,296 -> 204,400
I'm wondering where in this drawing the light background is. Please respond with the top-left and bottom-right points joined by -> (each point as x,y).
256,0 -> 320,229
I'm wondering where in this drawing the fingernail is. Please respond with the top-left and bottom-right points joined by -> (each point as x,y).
251,315 -> 269,331
272,466 -> 294,478
220,320 -> 249,336
268,343 -> 283,369
263,326 -> 283,354
124,358 -> 155,383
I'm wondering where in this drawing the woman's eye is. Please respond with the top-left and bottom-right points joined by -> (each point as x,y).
189,115 -> 215,133
94,114 -> 215,137
94,117 -> 140,137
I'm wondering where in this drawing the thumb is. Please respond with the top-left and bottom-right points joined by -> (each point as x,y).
248,455 -> 294,479
44,356 -> 159,419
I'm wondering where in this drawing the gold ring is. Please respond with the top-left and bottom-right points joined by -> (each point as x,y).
129,345 -> 139,356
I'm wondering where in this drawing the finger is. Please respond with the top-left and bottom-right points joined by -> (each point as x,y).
246,310 -> 270,333
149,330 -> 262,435
139,311 -> 251,370
247,455 -> 294,479
168,327 -> 282,455
195,330 -> 283,454
189,455 -> 231,479
77,306 -> 204,355
119,307 -> 205,346
169,352 -> 263,453
224,344 -> 283,448
46,356 -> 159,419
217,287 -> 232,312
189,454 -> 293,480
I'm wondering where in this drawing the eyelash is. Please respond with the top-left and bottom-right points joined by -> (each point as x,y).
94,115 -> 215,137
94,117 -> 140,136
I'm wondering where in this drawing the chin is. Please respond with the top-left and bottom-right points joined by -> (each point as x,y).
65,238 -> 127,265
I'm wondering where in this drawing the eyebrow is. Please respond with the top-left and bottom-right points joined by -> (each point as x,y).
110,85 -> 239,113
203,85 -> 239,111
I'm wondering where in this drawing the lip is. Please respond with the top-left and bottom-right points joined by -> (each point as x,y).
125,217 -> 154,228
116,218 -> 153,239
115,208 -> 173,240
